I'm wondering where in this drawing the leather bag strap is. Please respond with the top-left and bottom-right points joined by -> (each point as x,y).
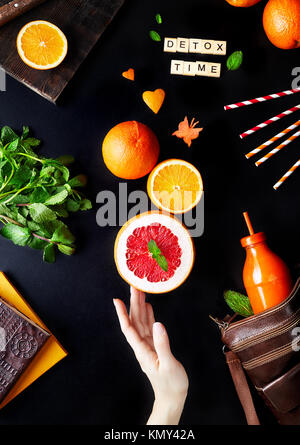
226,350 -> 260,425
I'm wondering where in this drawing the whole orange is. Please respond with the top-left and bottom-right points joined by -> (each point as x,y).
102,121 -> 160,179
263,0 -> 300,49
225,0 -> 262,6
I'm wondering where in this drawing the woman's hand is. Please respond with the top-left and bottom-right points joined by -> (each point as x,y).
113,286 -> 189,425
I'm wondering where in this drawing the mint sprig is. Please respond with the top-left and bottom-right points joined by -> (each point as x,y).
0,125 -> 92,263
148,239 -> 168,272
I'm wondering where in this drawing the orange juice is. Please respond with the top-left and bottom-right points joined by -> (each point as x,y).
241,220 -> 293,314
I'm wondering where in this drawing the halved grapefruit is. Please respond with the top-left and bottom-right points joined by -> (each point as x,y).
114,211 -> 195,293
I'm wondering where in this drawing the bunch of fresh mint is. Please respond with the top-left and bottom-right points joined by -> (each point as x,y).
0,126 -> 92,263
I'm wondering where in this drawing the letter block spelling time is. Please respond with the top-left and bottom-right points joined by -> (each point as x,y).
170,60 -> 184,75
171,60 -> 221,78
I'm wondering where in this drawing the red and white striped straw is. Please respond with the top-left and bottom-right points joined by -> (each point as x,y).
245,120 -> 300,159
255,129 -> 300,166
224,87 -> 300,111
273,159 -> 300,190
240,104 -> 300,139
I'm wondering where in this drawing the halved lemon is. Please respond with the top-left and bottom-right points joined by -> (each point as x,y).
147,159 -> 203,214
17,20 -> 68,70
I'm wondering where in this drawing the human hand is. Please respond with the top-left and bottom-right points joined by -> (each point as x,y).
113,287 -> 189,425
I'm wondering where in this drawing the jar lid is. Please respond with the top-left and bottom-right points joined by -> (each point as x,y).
241,232 -> 266,248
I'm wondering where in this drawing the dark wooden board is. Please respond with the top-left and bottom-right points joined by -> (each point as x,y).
0,0 -> 125,102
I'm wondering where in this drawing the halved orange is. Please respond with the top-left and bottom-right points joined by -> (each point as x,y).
147,159 -> 203,214
17,21 -> 68,70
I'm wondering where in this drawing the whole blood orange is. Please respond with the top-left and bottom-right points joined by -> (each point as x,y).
225,0 -> 262,6
114,211 -> 195,293
102,121 -> 160,179
263,0 -> 300,49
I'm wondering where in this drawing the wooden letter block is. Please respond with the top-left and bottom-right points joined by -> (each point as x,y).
195,61 -> 209,77
183,61 -> 196,76
164,38 -> 177,53
171,60 -> 184,75
200,39 -> 215,55
177,38 -> 189,53
213,40 -> 227,55
189,38 -> 202,53
207,62 -> 221,78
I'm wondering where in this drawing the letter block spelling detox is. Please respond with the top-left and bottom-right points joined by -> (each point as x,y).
164,38 -> 227,55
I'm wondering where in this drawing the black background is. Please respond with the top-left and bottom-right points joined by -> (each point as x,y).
0,0 -> 299,425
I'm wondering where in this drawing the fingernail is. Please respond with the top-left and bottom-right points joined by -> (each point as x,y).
113,299 -> 116,305
153,322 -> 165,337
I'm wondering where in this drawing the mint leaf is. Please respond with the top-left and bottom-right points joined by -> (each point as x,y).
29,188 -> 50,203
28,236 -> 47,250
79,199 -> 92,211
224,290 -> 254,318
227,51 -> 243,71
0,223 -> 32,246
27,220 -> 41,232
155,14 -> 162,24
51,224 -> 75,245
29,203 -> 57,224
7,194 -> 29,205
44,189 -> 68,206
21,126 -> 29,140
9,165 -> 32,187
54,164 -> 69,182
7,138 -> 20,152
19,206 -> 29,219
24,137 -> 40,147
148,240 -> 168,272
51,204 -> 69,218
148,240 -> 161,256
40,219 -> 64,238
40,165 -> 55,178
68,174 -> 87,188
1,126 -> 18,145
66,199 -> 80,212
58,244 -> 75,256
56,155 -> 75,165
156,255 -> 168,272
43,244 -> 56,263
149,30 -> 161,42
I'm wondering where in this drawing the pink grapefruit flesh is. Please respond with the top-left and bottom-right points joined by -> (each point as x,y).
114,211 -> 194,293
126,223 -> 182,283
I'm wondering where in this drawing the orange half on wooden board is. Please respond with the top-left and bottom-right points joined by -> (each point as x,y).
17,20 -> 68,70
0,272 -> 67,409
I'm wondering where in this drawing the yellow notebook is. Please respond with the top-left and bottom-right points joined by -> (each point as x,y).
0,272 -> 67,409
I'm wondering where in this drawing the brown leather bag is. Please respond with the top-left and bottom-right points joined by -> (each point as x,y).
216,278 -> 300,425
